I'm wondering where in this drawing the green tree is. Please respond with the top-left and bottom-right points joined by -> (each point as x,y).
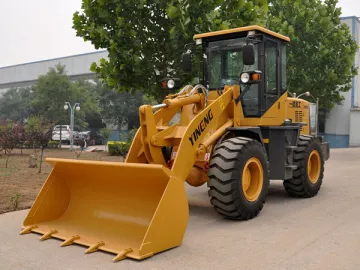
0,87 -> 34,122
100,127 -> 113,150
73,0 -> 268,101
31,64 -> 100,128
96,80 -> 151,130
267,0 -> 358,109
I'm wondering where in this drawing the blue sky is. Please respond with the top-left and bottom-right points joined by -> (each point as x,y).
0,0 -> 358,67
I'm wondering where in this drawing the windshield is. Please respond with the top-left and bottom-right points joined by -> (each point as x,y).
207,38 -> 258,89
54,126 -> 68,131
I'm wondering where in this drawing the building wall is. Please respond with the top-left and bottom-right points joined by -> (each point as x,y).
349,109 -> 360,146
324,16 -> 360,148
0,50 -> 108,94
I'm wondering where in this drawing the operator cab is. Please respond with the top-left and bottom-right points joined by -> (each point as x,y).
185,25 -> 290,117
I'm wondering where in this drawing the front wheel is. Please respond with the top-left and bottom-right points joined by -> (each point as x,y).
283,135 -> 324,197
207,137 -> 269,220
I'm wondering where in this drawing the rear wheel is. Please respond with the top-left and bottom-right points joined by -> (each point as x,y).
207,137 -> 269,220
283,135 -> 324,197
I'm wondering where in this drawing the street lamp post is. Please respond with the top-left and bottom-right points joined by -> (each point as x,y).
64,102 -> 80,151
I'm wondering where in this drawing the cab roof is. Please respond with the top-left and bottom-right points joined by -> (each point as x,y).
193,25 -> 290,42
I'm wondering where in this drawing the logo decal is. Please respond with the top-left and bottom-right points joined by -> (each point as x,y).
189,109 -> 214,146
290,101 -> 301,108
219,97 -> 225,110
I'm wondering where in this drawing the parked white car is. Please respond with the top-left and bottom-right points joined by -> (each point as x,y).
52,125 -> 79,143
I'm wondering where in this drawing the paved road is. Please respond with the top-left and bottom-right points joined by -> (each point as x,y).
1,148 -> 360,269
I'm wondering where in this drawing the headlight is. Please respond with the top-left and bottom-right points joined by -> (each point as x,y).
240,73 -> 250,83
167,79 -> 175,89
161,77 -> 181,90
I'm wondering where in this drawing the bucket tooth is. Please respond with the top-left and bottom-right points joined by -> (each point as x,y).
19,225 -> 38,235
39,229 -> 58,241
85,241 -> 105,254
60,235 -> 80,247
113,248 -> 133,262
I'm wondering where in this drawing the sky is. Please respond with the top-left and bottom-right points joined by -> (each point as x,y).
0,0 -> 359,68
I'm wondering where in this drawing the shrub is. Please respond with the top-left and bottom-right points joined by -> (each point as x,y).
25,116 -> 55,173
9,193 -> 21,211
0,121 -> 25,168
108,141 -> 130,156
48,140 -> 59,148
108,128 -> 137,157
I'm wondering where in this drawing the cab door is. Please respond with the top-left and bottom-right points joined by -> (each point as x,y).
264,38 -> 281,110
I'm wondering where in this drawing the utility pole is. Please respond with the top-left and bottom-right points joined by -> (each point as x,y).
59,125 -> 62,149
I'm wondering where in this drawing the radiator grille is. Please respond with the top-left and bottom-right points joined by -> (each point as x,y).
295,110 -> 304,131
295,110 -> 303,123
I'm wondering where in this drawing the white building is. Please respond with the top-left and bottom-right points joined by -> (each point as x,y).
0,50 -> 108,94
323,16 -> 360,148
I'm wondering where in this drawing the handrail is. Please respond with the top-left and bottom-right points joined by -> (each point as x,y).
185,84 -> 209,106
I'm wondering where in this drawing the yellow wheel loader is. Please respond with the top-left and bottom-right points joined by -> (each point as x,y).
20,25 -> 330,262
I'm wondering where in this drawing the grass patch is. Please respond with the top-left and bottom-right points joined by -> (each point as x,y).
0,167 -> 17,177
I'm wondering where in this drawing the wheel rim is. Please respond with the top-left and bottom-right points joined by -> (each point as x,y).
308,150 -> 321,184
242,157 -> 264,202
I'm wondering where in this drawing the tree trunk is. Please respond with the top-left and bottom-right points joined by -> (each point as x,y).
5,153 -> 10,168
33,142 -> 36,156
38,147 -> 44,173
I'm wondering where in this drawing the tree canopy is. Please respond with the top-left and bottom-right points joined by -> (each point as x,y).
97,80 -> 149,130
74,0 -> 358,109
0,87 -> 34,122
31,64 -> 101,128
267,0 -> 358,108
73,0 -> 268,101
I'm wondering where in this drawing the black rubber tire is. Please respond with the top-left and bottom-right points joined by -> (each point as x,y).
207,137 -> 269,220
283,135 -> 324,198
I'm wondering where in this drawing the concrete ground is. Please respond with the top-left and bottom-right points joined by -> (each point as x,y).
1,148 -> 360,269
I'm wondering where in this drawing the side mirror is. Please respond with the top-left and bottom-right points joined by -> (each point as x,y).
243,44 -> 255,66
182,52 -> 192,73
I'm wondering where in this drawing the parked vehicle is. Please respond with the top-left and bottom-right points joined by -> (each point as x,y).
75,129 -> 103,146
52,125 -> 70,143
52,125 -> 79,144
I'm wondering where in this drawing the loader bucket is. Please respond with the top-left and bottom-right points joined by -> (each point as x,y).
20,158 -> 189,262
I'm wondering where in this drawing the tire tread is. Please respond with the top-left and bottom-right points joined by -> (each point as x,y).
283,135 -> 324,198
207,137 -> 269,220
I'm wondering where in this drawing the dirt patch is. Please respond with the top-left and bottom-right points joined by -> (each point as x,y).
0,148 -> 124,214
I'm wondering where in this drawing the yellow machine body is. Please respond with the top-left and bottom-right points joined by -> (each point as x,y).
20,25 -> 326,262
